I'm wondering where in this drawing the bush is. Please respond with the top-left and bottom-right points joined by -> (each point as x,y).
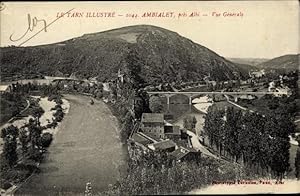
41,133 -> 53,148
53,108 -> 64,122
2,181 -> 12,190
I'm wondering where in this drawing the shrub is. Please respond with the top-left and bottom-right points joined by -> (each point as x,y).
2,181 -> 12,190
41,133 -> 53,148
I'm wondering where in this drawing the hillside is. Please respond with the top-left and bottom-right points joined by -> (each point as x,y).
228,58 -> 269,66
1,25 -> 250,84
257,54 -> 299,71
230,62 -> 258,73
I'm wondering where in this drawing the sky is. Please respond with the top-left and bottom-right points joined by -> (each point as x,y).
0,1 -> 299,59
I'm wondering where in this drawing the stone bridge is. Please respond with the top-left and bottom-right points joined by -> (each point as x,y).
147,91 -> 289,105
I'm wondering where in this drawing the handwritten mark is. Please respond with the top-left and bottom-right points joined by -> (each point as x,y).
10,14 -> 48,42
0,2 -> 6,11
9,8 -> 75,46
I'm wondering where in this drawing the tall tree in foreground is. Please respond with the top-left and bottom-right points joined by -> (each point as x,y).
203,106 -> 224,151
223,107 -> 243,162
294,135 -> 300,180
1,125 -> 19,168
19,127 -> 29,156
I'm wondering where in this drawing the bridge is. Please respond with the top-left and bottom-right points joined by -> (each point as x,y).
147,91 -> 289,105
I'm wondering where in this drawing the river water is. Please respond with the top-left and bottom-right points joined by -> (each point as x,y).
16,94 -> 128,195
162,102 -> 206,137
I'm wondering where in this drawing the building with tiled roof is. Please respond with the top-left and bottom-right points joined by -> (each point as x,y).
141,113 -> 164,139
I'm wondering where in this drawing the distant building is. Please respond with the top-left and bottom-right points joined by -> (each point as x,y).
0,85 -> 11,94
238,94 -> 256,100
274,87 -> 290,97
249,69 -> 265,78
141,113 -> 165,139
103,82 -> 111,92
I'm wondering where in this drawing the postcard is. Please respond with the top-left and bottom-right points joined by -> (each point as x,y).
0,1 -> 299,195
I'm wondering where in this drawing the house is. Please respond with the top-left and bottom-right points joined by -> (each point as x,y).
141,113 -> 165,139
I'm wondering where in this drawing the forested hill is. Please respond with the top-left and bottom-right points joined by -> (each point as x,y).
1,25 -> 250,83
257,54 -> 300,71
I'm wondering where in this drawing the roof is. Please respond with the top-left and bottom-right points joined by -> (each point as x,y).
153,140 -> 176,150
141,113 -> 164,123
140,131 -> 161,142
130,132 -> 154,146
170,146 -> 198,160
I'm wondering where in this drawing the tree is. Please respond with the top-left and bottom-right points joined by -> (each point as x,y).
264,113 -> 293,179
32,106 -> 45,125
203,107 -> 225,151
3,135 -> 18,168
1,125 -> 18,139
183,116 -> 197,132
41,132 -> 53,148
27,118 -> 43,151
121,112 -> 134,142
19,128 -> 29,155
149,95 -> 163,113
223,107 -> 243,162
1,125 -> 19,168
295,147 -> 300,180
125,47 -> 145,89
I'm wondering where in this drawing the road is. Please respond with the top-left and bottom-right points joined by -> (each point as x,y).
187,130 -> 219,159
16,94 -> 127,195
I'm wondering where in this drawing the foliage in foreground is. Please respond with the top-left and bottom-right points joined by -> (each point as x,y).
102,151 -> 258,195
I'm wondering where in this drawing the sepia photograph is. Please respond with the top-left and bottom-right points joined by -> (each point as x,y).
0,1 -> 299,195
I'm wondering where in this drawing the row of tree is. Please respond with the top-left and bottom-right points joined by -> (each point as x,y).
204,106 -> 295,179
104,148 -> 260,195
1,95 -> 65,170
1,118 -> 53,169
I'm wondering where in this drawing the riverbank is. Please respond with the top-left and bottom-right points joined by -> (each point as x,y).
16,94 -> 128,195
0,95 -> 70,194
32,96 -> 70,135
192,96 -> 213,114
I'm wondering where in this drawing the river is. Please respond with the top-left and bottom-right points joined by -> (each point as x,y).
161,95 -> 210,137
16,94 -> 128,195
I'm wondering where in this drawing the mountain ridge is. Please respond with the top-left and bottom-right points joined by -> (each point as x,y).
256,54 -> 299,71
1,25 -> 252,83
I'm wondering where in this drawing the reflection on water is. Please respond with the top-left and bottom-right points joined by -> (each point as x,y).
162,103 -> 206,136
